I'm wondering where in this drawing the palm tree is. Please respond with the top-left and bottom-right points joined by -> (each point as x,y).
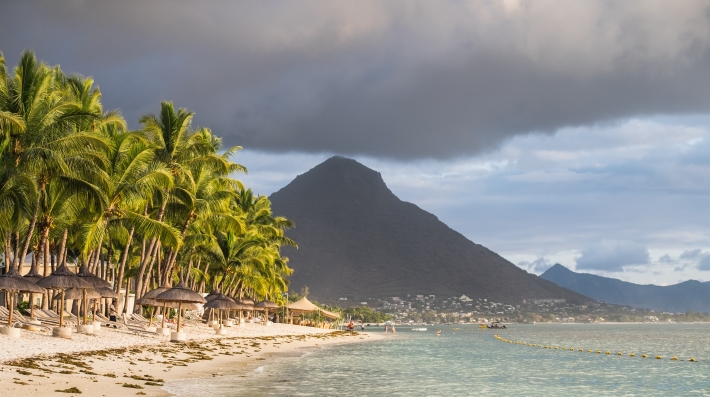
3,53 -> 108,272
136,104 -> 245,294
0,51 -> 297,322
85,128 -> 181,312
159,137 -> 245,285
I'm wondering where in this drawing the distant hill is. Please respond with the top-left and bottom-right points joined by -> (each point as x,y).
541,264 -> 710,313
269,156 -> 590,305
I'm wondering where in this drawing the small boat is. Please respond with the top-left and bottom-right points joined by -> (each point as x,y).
486,321 -> 507,329
411,328 -> 427,331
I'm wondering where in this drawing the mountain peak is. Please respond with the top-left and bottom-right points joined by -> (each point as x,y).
542,263 -> 572,275
541,265 -> 710,312
314,156 -> 381,177
269,157 -> 590,305
273,156 -> 390,199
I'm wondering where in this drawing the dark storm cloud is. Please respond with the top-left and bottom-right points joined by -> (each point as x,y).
2,1 -> 710,159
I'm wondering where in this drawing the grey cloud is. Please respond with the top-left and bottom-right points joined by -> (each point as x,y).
236,116 -> 710,284
1,1 -> 710,160
659,254 -> 675,264
518,257 -> 553,273
698,255 -> 710,271
680,249 -> 703,260
575,240 -> 649,272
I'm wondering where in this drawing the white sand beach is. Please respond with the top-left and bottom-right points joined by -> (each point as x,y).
0,323 -> 383,396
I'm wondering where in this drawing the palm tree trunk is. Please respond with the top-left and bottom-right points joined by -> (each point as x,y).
188,258 -> 201,289
156,249 -> 165,285
50,243 -> 56,273
30,249 -> 37,275
89,226 -> 107,274
199,260 -> 209,293
41,238 -> 50,310
226,277 -> 238,296
42,238 -> 49,276
135,200 -> 168,295
33,226 -> 49,275
56,228 -> 68,273
15,192 -> 42,272
184,259 -> 193,286
89,244 -> 100,274
122,277 -> 132,315
12,232 -> 20,268
4,232 -> 11,275
135,240 -> 159,302
136,245 -> 158,302
114,226 -> 134,313
103,247 -> 111,280
162,214 -> 193,286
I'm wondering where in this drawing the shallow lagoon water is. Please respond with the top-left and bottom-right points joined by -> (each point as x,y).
165,324 -> 710,396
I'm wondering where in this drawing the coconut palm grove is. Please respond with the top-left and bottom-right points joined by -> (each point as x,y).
0,50 -> 296,315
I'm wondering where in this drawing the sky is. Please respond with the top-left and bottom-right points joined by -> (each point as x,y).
2,1 -> 710,285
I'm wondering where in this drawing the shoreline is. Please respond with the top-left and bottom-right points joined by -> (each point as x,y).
0,325 -> 385,396
161,331 -> 384,397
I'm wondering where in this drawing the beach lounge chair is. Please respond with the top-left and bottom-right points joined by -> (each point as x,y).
38,309 -> 60,318
0,309 -> 53,332
130,313 -> 152,323
120,316 -> 160,335
34,309 -> 72,326
124,313 -> 151,326
32,312 -> 63,327
95,312 -> 111,322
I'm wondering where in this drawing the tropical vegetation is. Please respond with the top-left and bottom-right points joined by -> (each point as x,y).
341,306 -> 392,323
0,50 -> 295,314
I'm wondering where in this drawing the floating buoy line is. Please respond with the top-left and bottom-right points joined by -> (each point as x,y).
493,335 -> 697,363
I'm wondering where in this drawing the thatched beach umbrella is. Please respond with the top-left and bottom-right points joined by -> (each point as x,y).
204,291 -> 219,321
53,288 -> 100,301
162,301 -> 198,311
204,292 -> 234,321
214,294 -> 245,322
37,264 -> 92,327
23,268 -> 44,321
135,296 -> 158,327
96,287 -> 119,299
143,286 -> 170,299
233,299 -> 254,323
52,287 -> 100,325
22,268 -> 43,283
204,296 -> 239,328
255,300 -> 279,324
76,265 -> 112,325
220,294 -> 236,303
140,286 -> 170,328
133,297 -> 196,328
155,281 -> 206,333
76,265 -> 111,289
0,267 -> 45,327
205,289 -> 220,302
232,300 -> 251,310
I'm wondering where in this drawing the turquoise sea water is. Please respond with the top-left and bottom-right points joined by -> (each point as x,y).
165,324 -> 710,396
